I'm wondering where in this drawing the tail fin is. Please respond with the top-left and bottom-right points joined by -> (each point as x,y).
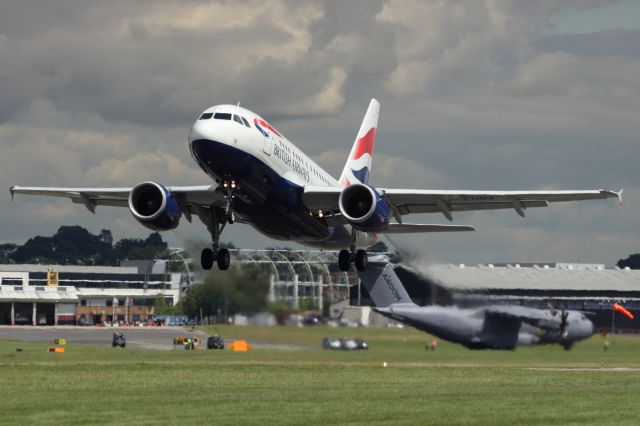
339,98 -> 380,186
358,258 -> 414,307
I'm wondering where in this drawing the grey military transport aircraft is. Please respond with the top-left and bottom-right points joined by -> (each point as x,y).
359,258 -> 594,350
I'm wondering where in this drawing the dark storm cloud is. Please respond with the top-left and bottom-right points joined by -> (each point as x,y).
0,1 -> 350,126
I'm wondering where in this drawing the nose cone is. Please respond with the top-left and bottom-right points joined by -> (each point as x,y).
190,119 -> 222,144
571,320 -> 594,342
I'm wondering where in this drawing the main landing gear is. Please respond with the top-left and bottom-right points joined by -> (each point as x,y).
338,248 -> 368,272
200,178 -> 236,271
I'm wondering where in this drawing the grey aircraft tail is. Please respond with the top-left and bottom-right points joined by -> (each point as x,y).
359,258 -> 415,307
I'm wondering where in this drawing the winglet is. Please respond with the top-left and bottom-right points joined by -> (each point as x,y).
10,186 -> 16,201
617,189 -> 624,207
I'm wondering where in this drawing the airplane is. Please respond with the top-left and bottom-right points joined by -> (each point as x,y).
359,257 -> 594,350
10,99 -> 622,272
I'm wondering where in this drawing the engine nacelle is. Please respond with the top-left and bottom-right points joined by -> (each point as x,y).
128,181 -> 181,231
338,183 -> 391,232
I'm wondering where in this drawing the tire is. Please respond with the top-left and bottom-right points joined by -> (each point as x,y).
227,212 -> 235,224
338,250 -> 351,271
201,248 -> 214,270
355,249 -> 368,271
217,248 -> 231,270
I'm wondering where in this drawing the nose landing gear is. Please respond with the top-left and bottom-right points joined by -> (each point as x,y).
198,178 -> 237,271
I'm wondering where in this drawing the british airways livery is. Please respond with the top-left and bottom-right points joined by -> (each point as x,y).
10,99 -> 622,271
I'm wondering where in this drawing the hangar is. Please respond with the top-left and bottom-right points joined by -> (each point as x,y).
353,262 -> 640,332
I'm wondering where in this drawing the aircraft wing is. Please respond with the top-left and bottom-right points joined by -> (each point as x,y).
485,305 -> 551,323
303,186 -> 622,221
9,185 -> 228,219
485,305 -> 565,331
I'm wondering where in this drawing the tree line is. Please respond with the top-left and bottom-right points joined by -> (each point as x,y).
0,226 -> 169,265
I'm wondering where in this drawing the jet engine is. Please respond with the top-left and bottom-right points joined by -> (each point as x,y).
128,181 -> 182,231
338,183 -> 391,232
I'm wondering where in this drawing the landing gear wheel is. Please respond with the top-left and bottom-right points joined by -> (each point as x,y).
338,250 -> 351,271
355,249 -> 368,271
227,212 -> 235,224
201,248 -> 214,270
217,248 -> 231,270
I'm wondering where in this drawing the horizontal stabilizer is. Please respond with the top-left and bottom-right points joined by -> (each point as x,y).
384,223 -> 476,234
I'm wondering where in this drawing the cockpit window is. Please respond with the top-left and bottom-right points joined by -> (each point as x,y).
199,113 -> 213,120
233,114 -> 244,125
240,116 -> 250,128
214,112 -> 232,120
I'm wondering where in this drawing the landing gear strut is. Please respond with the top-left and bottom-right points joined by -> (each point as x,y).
199,178 -> 236,271
338,248 -> 368,272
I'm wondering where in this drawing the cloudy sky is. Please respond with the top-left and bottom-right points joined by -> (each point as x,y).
1,0 -> 638,265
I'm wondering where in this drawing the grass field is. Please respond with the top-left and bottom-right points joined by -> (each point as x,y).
1,326 -> 640,425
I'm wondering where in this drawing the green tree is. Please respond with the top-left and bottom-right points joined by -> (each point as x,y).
617,254 -> 640,270
114,232 -> 168,261
182,265 -> 269,320
267,300 -> 291,325
298,298 -> 318,311
0,243 -> 18,264
10,226 -> 170,265
153,296 -> 172,315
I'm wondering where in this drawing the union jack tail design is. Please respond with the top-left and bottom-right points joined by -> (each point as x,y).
339,98 -> 380,186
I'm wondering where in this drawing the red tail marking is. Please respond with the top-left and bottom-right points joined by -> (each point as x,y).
352,127 -> 376,160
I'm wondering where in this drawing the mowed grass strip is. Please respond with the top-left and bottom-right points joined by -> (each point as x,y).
1,327 -> 640,425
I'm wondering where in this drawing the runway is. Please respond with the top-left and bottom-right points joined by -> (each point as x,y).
0,326 -> 208,350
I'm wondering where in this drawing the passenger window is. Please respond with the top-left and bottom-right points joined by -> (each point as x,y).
199,113 -> 213,120
214,112 -> 232,120
233,115 -> 244,125
241,117 -> 250,128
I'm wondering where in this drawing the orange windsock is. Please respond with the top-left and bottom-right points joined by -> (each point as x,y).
612,303 -> 634,319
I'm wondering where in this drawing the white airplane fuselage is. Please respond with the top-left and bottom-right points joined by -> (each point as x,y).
189,104 -> 376,249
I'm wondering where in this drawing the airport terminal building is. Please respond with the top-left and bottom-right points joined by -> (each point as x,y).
0,263 -> 183,326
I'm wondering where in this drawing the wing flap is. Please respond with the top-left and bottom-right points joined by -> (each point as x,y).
395,200 -> 548,215
384,223 -> 476,234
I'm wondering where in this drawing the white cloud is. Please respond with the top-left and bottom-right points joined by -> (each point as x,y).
1,0 -> 637,265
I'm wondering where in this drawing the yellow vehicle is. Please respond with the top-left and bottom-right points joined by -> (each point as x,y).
173,336 -> 202,350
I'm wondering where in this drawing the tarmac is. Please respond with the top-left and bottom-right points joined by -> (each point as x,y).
0,326 -> 208,350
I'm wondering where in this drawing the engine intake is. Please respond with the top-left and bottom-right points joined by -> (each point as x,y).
338,183 -> 391,232
128,182 -> 181,231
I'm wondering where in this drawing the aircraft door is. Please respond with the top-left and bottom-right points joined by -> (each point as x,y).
263,133 -> 272,156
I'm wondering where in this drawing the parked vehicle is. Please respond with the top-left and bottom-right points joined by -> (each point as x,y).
112,332 -> 126,348
354,338 -> 369,350
174,335 -> 201,350
322,337 -> 341,350
207,335 -> 225,349
322,337 -> 369,350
